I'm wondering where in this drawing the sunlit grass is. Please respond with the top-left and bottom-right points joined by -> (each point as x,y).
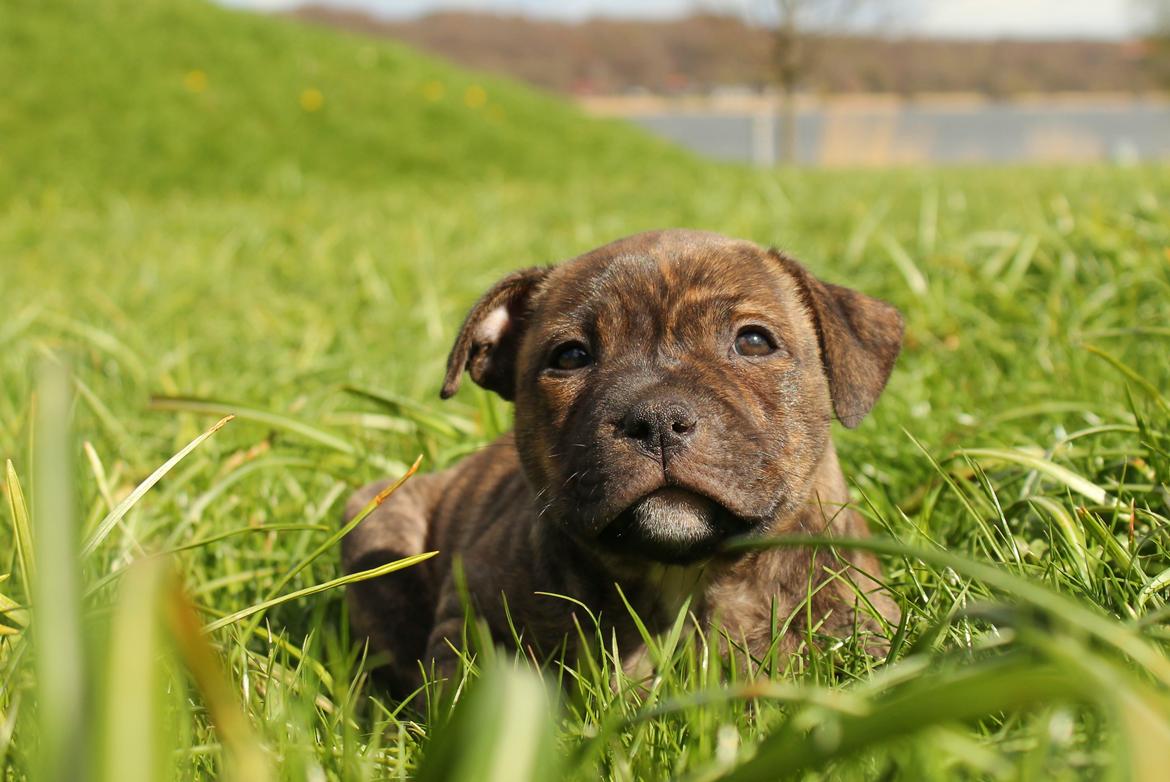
2,0 -> 1170,778
2,164 -> 1168,780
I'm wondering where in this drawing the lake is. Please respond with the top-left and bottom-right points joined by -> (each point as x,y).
583,95 -> 1170,166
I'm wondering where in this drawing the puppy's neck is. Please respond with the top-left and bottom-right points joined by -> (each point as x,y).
609,558 -> 712,636
643,561 -> 712,609
539,520 -> 712,628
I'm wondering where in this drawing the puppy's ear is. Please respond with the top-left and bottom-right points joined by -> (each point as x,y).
441,267 -> 550,401
772,251 -> 904,428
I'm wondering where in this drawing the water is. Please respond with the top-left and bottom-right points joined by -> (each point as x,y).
621,100 -> 1170,165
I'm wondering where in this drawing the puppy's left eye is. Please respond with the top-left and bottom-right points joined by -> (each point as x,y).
734,329 -> 776,357
549,342 -> 592,370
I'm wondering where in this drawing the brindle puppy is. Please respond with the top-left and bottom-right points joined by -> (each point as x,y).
343,229 -> 903,695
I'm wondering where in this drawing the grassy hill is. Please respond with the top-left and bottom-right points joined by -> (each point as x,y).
2,1 -> 1170,781
0,0 -> 699,199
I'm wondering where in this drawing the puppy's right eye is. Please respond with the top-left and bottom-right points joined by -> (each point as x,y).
549,342 -> 592,371
734,328 -> 776,357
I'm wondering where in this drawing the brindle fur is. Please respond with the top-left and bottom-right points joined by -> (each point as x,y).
342,229 -> 903,695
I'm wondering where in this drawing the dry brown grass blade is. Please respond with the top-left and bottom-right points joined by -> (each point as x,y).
163,575 -> 273,782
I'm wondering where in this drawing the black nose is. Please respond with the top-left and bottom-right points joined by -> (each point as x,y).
621,398 -> 698,461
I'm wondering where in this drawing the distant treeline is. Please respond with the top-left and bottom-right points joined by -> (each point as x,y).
292,7 -> 1162,96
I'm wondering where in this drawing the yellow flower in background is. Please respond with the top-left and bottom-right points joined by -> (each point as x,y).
464,84 -> 487,109
421,80 -> 445,102
183,69 -> 207,94
300,87 -> 324,112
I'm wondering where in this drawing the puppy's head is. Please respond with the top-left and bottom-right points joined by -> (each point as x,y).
441,230 -> 902,564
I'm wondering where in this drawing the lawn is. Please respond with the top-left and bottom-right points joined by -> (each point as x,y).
2,1 -> 1170,780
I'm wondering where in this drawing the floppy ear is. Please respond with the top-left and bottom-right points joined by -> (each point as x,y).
771,251 -> 904,428
440,267 -> 550,401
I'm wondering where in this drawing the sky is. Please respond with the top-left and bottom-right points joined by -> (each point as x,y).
225,0 -> 1142,39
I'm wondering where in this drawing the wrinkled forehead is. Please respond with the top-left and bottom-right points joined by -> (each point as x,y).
532,236 -> 802,338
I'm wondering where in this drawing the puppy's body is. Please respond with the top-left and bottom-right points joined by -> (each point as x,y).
343,230 -> 902,694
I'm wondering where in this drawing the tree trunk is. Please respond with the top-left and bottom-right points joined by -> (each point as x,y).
775,0 -> 800,164
778,81 -> 797,164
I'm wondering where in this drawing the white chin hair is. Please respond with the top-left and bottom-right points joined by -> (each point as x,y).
631,488 -> 718,546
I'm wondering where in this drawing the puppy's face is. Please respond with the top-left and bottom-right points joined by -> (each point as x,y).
442,230 -> 903,564
514,237 -> 831,563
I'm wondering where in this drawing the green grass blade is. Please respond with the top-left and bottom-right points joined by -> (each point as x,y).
149,395 -> 406,472
3,460 -> 35,602
1083,344 -> 1170,413
31,361 -> 86,782
39,314 -> 148,382
99,556 -> 172,782
879,233 -> 929,296
0,304 -> 40,349
956,447 -> 1112,505
83,524 -> 329,599
1025,496 -> 1092,583
167,523 -> 330,554
81,442 -> 116,514
417,660 -> 562,782
343,385 -> 478,437
1029,632 -> 1170,781
720,656 -> 1083,781
80,415 -> 234,557
614,583 -> 661,661
727,535 -> 1170,686
0,586 -> 28,633
204,551 -> 437,633
1137,567 -> 1170,611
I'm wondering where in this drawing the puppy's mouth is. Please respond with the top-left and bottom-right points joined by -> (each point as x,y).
597,487 -> 751,565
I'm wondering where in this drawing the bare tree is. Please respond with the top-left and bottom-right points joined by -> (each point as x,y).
764,0 -> 902,163
1136,0 -> 1170,86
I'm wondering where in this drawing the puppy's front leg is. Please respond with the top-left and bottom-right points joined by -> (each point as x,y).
342,473 -> 444,696
421,577 -> 468,688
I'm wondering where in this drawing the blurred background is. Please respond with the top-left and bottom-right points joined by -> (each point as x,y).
249,0 -> 1170,167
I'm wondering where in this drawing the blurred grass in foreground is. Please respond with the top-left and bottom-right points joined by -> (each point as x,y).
2,0 -> 1170,779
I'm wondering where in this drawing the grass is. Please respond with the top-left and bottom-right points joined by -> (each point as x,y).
2,0 -> 1170,779
0,0 -> 699,200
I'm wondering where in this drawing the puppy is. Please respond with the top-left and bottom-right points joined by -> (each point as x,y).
343,229 -> 903,694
